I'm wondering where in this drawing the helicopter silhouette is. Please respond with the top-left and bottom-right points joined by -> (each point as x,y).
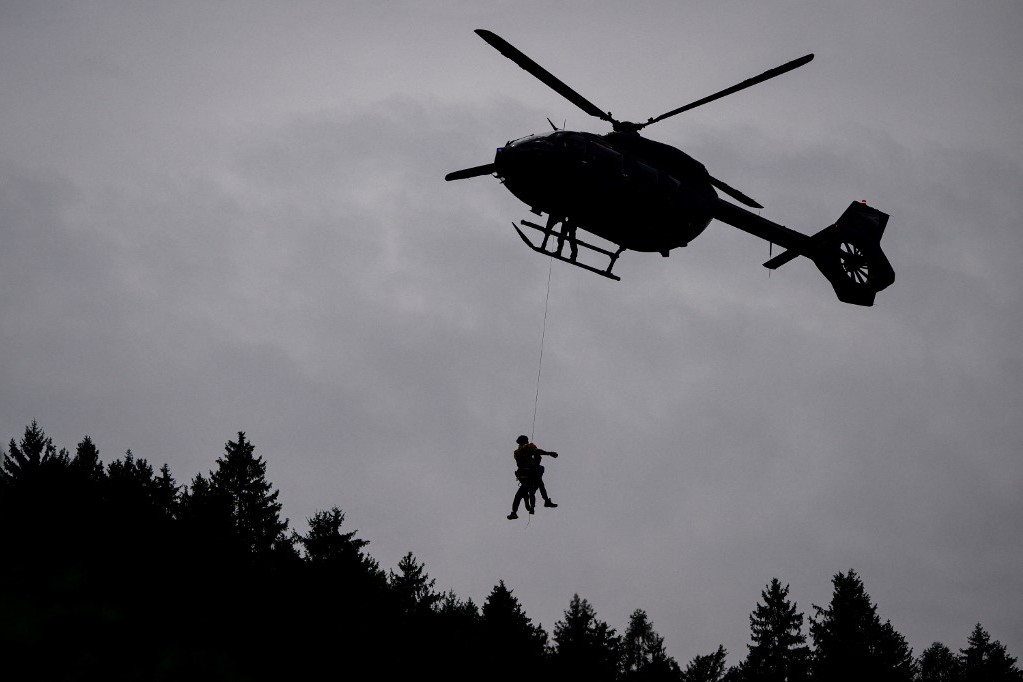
446,30 -> 894,306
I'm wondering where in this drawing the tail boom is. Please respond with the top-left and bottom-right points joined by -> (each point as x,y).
714,199 -> 894,306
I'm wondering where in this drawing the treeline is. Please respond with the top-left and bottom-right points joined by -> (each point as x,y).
1,421 -> 1019,681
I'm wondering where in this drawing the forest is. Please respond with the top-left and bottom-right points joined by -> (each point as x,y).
2,421 -> 1019,681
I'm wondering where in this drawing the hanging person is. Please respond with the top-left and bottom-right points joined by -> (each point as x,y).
507,435 -> 559,520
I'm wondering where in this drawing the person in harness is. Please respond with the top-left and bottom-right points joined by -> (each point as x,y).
507,435 -> 559,520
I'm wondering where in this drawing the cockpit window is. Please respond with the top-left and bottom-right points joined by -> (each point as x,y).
507,131 -> 559,147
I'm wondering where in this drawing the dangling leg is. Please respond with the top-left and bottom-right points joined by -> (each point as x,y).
509,484 -> 527,519
536,475 -> 557,507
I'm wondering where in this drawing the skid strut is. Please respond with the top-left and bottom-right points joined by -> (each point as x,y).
514,219 -> 624,281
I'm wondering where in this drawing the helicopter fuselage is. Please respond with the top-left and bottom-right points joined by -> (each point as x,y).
494,130 -> 717,253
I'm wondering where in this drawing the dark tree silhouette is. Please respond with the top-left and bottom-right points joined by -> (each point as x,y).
179,471 -> 233,542
740,578 -> 809,682
5,422 -> 1023,682
388,550 -> 441,615
1,422 -> 74,565
440,589 -> 482,625
107,449 -> 156,506
1,419 -> 66,487
809,569 -> 915,682
919,641 -> 961,682
622,608 -> 680,681
300,506 -> 371,565
681,644 -> 729,682
480,580 -> 549,676
209,431 -> 290,557
153,462 -> 180,519
296,505 -> 386,601
552,593 -> 623,681
72,434 -> 104,482
960,623 -> 1022,682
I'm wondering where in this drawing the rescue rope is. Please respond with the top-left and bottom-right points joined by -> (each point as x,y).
530,257 -> 553,441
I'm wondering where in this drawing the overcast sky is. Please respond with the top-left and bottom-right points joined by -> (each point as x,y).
2,0 -> 1021,665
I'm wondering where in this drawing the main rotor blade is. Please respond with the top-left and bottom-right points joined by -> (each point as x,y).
640,53 -> 814,129
445,163 -> 497,181
709,176 -> 763,209
475,29 -> 613,124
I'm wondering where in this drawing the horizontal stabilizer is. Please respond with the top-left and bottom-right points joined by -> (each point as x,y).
763,248 -> 800,269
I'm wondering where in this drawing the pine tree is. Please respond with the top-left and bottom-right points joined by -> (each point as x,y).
623,608 -> 679,681
107,449 -> 155,498
180,472 -> 226,521
681,645 -> 729,682
71,435 -> 104,482
298,506 -> 384,591
1,420 -> 66,488
552,594 -> 623,681
481,580 -> 549,671
388,551 -> 440,615
742,578 -> 809,682
439,590 -> 481,624
1,422 -> 73,560
919,642 -> 962,682
153,463 -> 180,520
300,507 -> 370,564
960,624 -> 1022,682
208,432 -> 289,556
809,569 -> 915,682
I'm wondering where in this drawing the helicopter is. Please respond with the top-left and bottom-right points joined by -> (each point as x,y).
446,30 -> 894,306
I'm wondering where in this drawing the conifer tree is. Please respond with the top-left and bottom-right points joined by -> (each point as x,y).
300,507 -> 370,564
1,421 -> 72,558
438,590 -> 484,673
552,594 -> 622,681
742,578 -> 809,682
153,463 -> 180,520
1,420 -> 65,488
918,642 -> 962,682
681,645 -> 729,682
809,569 -> 915,682
481,580 -> 549,670
623,608 -> 679,681
298,506 -> 384,592
388,551 -> 440,615
180,472 -> 225,519
439,590 -> 481,624
208,432 -> 289,556
960,624 -> 1022,682
107,449 -> 155,497
72,435 -> 104,482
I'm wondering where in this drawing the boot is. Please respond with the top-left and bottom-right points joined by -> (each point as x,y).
507,512 -> 518,520
544,499 -> 558,508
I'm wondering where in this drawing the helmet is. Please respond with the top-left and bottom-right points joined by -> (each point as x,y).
516,435 -> 529,445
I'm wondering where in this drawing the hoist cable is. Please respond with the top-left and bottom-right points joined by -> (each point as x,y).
530,257 -> 553,441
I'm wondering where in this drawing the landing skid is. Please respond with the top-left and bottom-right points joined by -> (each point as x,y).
514,220 -> 624,281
